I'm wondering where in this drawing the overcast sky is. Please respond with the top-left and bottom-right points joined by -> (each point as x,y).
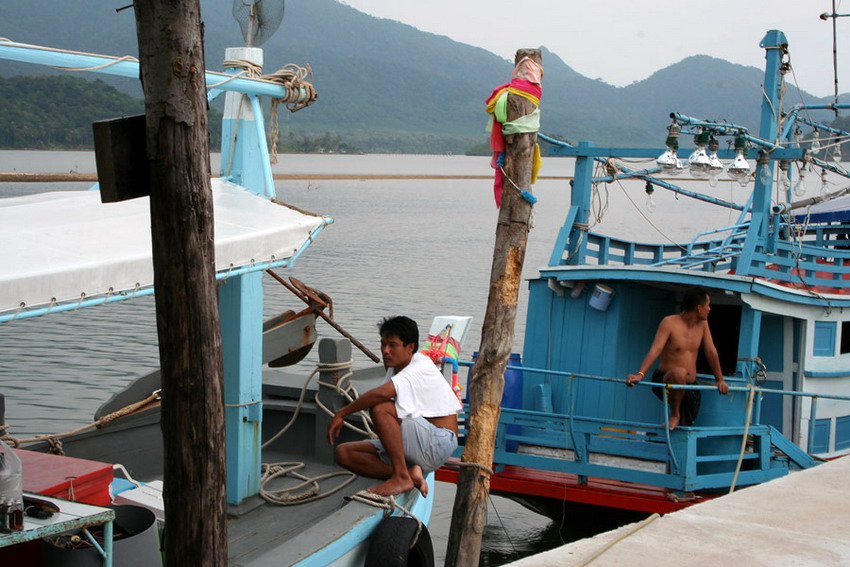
342,0 -> 848,98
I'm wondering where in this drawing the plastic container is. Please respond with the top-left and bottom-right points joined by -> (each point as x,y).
42,504 -> 162,567
0,439 -> 22,532
589,283 -> 614,311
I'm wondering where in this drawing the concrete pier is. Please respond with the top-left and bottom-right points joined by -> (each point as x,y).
509,456 -> 850,566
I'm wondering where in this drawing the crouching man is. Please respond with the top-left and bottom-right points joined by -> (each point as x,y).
327,315 -> 462,496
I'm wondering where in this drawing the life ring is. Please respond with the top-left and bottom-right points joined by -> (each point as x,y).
364,516 -> 434,567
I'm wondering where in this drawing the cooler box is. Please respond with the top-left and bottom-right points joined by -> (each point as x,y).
15,449 -> 113,506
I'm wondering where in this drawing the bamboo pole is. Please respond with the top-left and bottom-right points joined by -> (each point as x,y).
445,48 -> 542,566
134,2 -> 228,565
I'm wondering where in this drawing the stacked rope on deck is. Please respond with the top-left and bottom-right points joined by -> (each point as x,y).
259,359 -> 378,506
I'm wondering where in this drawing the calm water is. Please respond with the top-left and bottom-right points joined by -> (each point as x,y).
0,150 -> 760,564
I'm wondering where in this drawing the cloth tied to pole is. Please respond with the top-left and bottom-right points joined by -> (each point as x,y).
485,56 -> 544,207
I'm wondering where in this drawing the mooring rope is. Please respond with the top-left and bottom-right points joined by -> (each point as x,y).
262,359 -> 375,450
1,389 -> 161,453
577,513 -> 661,566
259,462 -> 357,506
258,359 -> 378,507
729,383 -> 756,494
345,489 -> 424,548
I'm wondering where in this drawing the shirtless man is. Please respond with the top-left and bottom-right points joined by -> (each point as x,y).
327,316 -> 461,497
626,287 -> 729,430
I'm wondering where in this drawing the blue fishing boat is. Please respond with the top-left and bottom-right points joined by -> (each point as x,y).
439,29 -> 850,517
0,21 -> 437,567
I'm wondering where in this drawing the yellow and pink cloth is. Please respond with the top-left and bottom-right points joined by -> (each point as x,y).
485,56 -> 543,207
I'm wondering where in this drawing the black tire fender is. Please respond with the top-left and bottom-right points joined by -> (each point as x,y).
364,516 -> 434,567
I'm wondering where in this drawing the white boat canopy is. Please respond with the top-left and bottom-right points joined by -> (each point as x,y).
0,178 -> 330,316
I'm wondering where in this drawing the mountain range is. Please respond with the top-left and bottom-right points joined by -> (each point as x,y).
1,0 -> 845,153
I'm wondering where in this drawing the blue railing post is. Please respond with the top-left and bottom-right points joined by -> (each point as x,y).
808,396 -> 819,452
565,142 -> 595,266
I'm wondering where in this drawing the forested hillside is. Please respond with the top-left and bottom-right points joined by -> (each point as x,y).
0,0 -> 845,152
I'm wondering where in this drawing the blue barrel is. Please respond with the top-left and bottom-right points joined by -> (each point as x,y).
467,352 -> 524,452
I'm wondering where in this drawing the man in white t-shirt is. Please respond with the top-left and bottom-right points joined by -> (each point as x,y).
327,316 -> 462,497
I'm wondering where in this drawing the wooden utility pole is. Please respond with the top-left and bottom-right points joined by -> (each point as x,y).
134,2 -> 228,565
445,49 -> 542,566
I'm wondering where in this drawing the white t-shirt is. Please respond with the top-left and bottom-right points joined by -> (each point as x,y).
388,352 -> 463,419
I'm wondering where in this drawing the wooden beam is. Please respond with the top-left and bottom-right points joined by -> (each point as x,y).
133,2 -> 228,564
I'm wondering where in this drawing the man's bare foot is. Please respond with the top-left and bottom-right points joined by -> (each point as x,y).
369,476 -> 414,496
667,415 -> 680,430
410,465 -> 428,498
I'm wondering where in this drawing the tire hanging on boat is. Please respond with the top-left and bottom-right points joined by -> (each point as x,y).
364,516 -> 434,567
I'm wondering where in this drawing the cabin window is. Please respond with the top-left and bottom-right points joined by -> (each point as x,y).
836,416 -> 850,451
813,321 -> 837,357
841,321 -> 850,355
811,418 -> 831,453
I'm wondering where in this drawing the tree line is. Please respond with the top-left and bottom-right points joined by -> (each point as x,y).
0,74 -> 366,154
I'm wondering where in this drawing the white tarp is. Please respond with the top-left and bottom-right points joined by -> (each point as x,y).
0,178 -> 328,313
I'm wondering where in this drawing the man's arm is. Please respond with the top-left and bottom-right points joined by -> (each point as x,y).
626,317 -> 672,386
327,380 -> 397,444
701,323 -> 729,394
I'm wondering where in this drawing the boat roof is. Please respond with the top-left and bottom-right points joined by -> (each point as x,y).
792,193 -> 850,223
0,178 -> 329,315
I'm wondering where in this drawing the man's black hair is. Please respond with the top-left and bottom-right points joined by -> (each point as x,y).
682,286 -> 710,312
378,315 -> 419,347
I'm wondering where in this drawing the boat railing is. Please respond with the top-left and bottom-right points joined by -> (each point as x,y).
580,220 -> 850,292
746,238 -> 850,290
455,362 -> 850,494
582,227 -> 745,273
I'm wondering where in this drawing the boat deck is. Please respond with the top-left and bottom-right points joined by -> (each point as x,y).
507,455 -> 850,566
436,459 -> 705,515
227,451 -> 377,566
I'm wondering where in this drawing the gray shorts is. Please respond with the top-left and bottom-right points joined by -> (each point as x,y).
369,416 -> 458,474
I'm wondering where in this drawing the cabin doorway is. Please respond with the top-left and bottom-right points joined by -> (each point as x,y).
698,302 -> 741,376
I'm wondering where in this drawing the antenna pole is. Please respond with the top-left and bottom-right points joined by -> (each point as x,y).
246,3 -> 256,47
821,1 -> 849,108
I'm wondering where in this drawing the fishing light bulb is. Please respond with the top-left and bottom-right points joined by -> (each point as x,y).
834,144 -> 843,163
707,136 -> 724,187
645,181 -> 656,213
727,133 -> 750,184
793,163 -> 808,197
656,149 -> 683,174
820,169 -> 829,196
811,131 -> 822,155
757,154 -> 773,186
656,121 -> 684,176
688,131 -> 712,178
779,160 -> 792,191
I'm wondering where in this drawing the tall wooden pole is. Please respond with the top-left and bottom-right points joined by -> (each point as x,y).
134,2 -> 228,565
445,48 -> 542,567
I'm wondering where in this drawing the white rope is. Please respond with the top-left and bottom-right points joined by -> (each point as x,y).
261,360 -> 374,450
729,384 -> 756,494
577,513 -> 660,566
259,461 -> 357,505
345,489 -> 423,548
258,360 -> 377,507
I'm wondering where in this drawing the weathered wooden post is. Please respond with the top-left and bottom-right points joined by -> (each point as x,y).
134,2 -> 228,565
445,48 -> 542,566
